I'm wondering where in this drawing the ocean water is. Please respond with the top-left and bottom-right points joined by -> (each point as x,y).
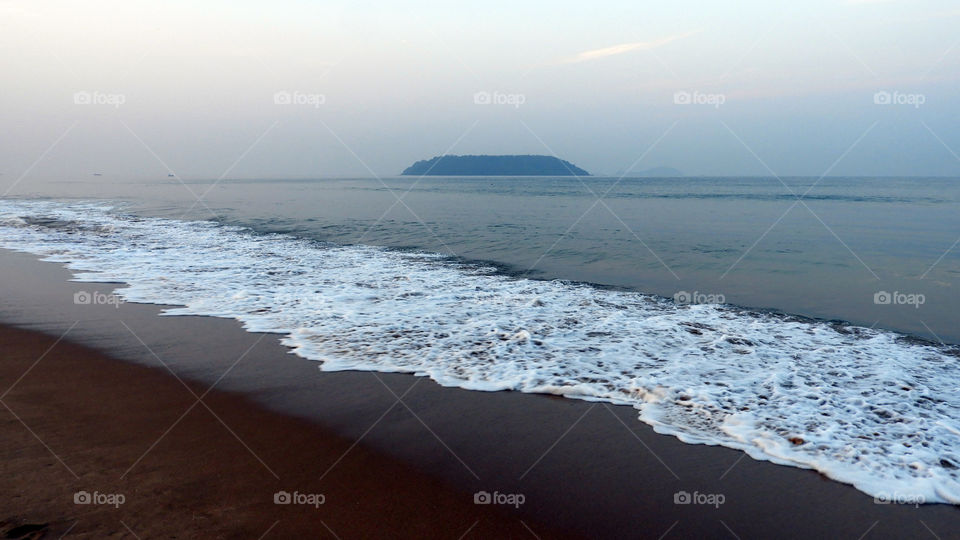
0,176 -> 958,503
12,176 -> 958,342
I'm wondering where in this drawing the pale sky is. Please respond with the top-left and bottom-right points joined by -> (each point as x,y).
1,0 -> 959,180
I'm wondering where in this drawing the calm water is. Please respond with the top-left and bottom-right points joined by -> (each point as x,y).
12,175 -> 960,342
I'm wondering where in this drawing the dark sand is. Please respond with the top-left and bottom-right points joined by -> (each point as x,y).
0,323 -> 571,538
1,248 -> 958,538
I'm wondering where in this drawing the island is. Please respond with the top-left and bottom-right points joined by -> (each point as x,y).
401,155 -> 590,176
629,166 -> 684,177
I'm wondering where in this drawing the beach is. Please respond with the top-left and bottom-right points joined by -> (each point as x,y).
2,248 -> 957,538
1,322 -> 566,538
6,0 -> 960,535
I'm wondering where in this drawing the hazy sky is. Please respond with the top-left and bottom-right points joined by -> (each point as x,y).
2,0 -> 959,180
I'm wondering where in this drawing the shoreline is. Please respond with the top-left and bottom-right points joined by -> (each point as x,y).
2,248 -> 959,538
0,323 -> 560,538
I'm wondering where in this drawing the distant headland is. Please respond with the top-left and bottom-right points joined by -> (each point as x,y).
629,166 -> 684,177
401,155 -> 590,176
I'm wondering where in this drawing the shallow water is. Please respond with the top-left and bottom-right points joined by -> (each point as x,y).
10,176 -> 959,343
1,196 -> 958,504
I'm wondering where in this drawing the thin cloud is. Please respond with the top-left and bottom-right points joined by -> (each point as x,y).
0,2 -> 39,17
561,31 -> 699,64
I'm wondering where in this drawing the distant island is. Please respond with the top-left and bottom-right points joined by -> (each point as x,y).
630,166 -> 684,177
610,166 -> 685,177
402,155 -> 590,176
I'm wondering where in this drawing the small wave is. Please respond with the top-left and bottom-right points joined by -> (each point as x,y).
0,199 -> 958,504
343,184 -> 947,204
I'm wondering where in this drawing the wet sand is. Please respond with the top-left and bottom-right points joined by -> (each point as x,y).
0,323 -> 570,538
1,248 -> 958,538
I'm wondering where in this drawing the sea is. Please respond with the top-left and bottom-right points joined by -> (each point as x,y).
0,175 -> 958,504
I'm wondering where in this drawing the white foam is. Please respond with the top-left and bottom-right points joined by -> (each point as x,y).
1,199 -> 958,504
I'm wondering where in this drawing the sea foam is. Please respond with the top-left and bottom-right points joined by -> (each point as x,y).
1,200 -> 958,504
